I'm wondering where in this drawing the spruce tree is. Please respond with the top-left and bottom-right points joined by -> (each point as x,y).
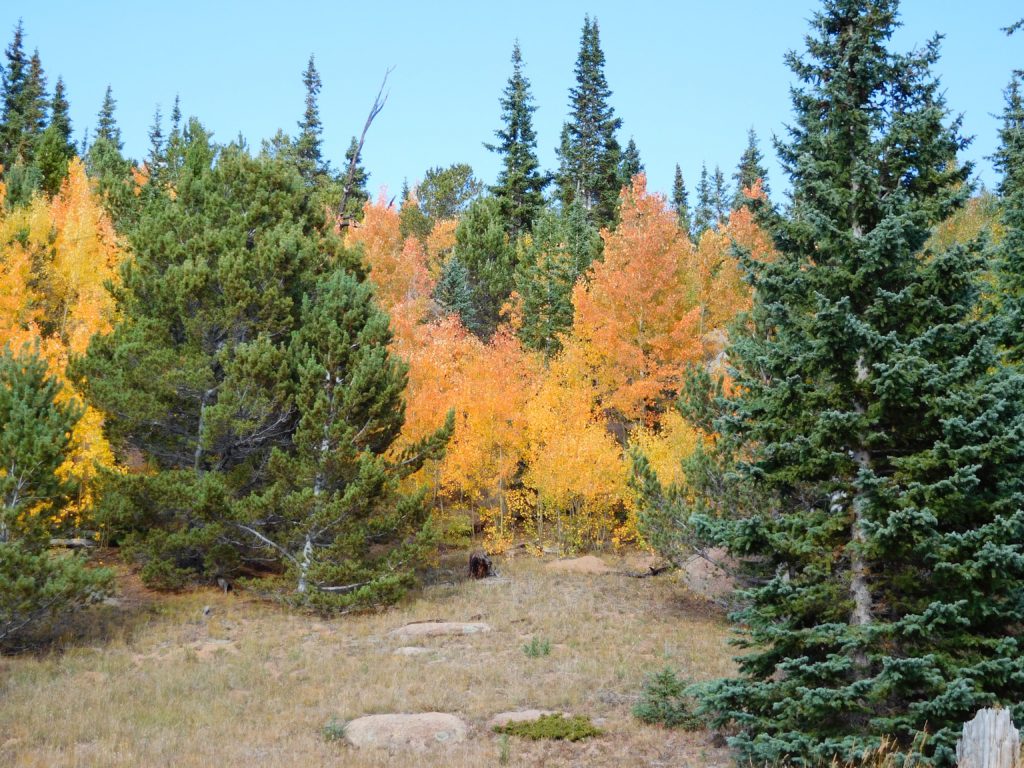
678,2 -> 1024,764
451,195 -> 516,337
340,136 -> 369,221
0,20 -> 28,170
434,255 -> 480,334
486,41 -> 548,239
75,129 -> 449,605
295,54 -> 328,183
692,163 -> 713,239
0,345 -> 111,647
671,164 -> 692,237
146,105 -> 163,174
35,75 -> 75,195
995,76 -> 1024,356
556,15 -> 623,228
620,137 -> 643,182
94,85 -> 121,150
711,165 -> 729,225
732,127 -> 770,210
515,202 -> 601,354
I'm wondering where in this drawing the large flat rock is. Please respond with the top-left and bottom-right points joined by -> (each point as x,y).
344,713 -> 468,750
388,621 -> 491,640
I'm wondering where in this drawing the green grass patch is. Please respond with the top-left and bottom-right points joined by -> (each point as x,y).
493,714 -> 603,741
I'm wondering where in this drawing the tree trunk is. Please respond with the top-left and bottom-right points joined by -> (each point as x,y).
956,708 -> 1020,768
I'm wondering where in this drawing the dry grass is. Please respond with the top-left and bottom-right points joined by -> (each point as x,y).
0,551 -> 735,767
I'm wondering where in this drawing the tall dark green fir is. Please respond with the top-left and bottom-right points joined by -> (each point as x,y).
686,2 -> 1024,764
995,74 -> 1024,355
295,54 -> 329,182
556,16 -> 623,228
486,41 -> 548,239
732,127 -> 770,210
671,164 -> 692,237
692,163 -> 713,239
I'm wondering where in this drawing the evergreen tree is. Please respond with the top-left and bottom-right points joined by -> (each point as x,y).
672,2 -> 1024,764
35,76 -> 75,195
620,137 -> 643,182
340,136 -> 368,221
515,201 -> 601,354
671,164 -> 691,237
555,15 -> 623,228
452,195 -> 516,337
486,41 -> 548,239
146,105 -> 164,175
75,130 -> 449,606
692,163 -> 713,239
995,76 -> 1024,356
94,85 -> 122,150
417,163 -> 482,222
711,165 -> 729,224
434,255 -> 480,333
295,54 -> 328,182
398,182 -> 432,242
0,20 -> 28,171
0,345 -> 111,647
732,127 -> 770,210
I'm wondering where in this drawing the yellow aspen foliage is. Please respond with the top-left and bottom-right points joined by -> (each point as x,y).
425,218 -> 458,278
523,339 -> 634,549
0,157 -> 125,525
630,410 -> 705,488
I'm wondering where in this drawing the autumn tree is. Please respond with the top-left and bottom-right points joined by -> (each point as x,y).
0,157 -> 124,522
487,41 -> 548,239
556,15 -> 623,228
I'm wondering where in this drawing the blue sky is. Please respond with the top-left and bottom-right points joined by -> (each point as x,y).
5,1 -> 1021,203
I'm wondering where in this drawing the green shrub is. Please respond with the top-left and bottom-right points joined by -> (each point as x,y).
493,714 -> 602,741
321,719 -> 347,742
522,636 -> 551,657
632,667 -> 701,729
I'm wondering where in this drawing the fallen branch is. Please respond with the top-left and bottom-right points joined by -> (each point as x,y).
49,537 -> 96,549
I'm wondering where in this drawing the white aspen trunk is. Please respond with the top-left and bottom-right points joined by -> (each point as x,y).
956,708 -> 1020,768
296,536 -> 313,594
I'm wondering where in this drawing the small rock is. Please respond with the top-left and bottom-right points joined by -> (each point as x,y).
487,709 -> 567,730
544,555 -> 611,574
388,621 -> 492,640
344,713 -> 468,750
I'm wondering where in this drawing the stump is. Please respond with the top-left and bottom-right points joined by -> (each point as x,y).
956,708 -> 1020,768
469,551 -> 494,579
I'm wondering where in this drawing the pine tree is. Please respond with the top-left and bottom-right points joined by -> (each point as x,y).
671,164 -> 691,237
295,54 -> 328,182
146,105 -> 163,175
94,85 -> 121,150
515,202 -> 601,354
434,255 -> 480,333
732,127 -> 770,210
487,41 -> 548,239
75,130 -> 449,605
0,345 -> 111,647
556,15 -> 623,228
692,163 -> 713,239
35,76 -> 75,195
620,137 -> 643,182
340,136 -> 368,221
452,195 -> 516,337
86,88 -> 133,227
0,20 -> 28,170
995,76 -> 1024,356
680,2 -> 1024,764
711,165 -> 728,225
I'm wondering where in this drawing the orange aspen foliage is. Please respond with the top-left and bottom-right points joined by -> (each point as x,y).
571,174 -> 704,423
0,157 -> 125,523
425,218 -> 458,278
